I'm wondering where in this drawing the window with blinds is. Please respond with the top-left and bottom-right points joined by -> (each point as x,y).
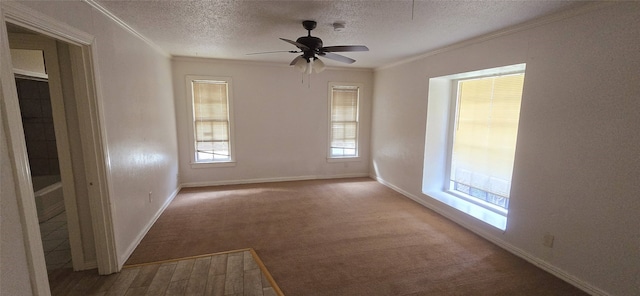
329,85 -> 360,158
191,79 -> 232,163
449,73 -> 525,209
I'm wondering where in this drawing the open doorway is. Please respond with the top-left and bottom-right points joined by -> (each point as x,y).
1,5 -> 119,293
8,25 -> 94,275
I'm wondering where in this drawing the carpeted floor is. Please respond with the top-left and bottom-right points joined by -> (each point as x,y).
125,178 -> 587,295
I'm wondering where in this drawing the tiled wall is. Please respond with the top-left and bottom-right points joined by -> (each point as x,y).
16,78 -> 60,177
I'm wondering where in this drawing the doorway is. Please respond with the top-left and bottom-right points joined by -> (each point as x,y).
9,25 -> 92,274
1,4 -> 119,294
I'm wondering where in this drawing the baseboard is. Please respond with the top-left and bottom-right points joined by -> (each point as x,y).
372,175 -> 609,296
118,185 -> 182,267
181,173 -> 370,188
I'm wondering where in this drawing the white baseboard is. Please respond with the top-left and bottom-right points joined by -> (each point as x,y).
118,185 -> 182,267
181,173 -> 370,188
371,175 -> 609,296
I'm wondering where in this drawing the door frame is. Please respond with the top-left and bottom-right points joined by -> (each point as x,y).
0,2 -> 118,294
9,32 -> 88,273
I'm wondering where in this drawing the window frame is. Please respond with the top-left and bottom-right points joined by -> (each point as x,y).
327,82 -> 362,162
422,63 -> 526,230
185,75 -> 236,168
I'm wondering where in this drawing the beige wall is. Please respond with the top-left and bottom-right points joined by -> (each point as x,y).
173,58 -> 373,186
371,3 -> 640,295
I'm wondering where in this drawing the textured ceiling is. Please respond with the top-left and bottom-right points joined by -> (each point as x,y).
95,0 -> 585,69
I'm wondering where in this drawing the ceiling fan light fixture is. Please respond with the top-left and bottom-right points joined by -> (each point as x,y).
313,58 -> 325,73
305,58 -> 314,74
294,57 -> 307,73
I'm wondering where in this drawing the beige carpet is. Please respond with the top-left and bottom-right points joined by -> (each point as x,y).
126,178 -> 587,295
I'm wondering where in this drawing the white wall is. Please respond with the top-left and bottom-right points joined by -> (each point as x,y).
1,0 -> 179,279
173,58 -> 373,186
371,3 -> 640,295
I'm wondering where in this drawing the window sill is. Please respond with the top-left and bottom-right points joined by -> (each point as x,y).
190,161 -> 236,169
424,190 -> 507,231
327,157 -> 361,163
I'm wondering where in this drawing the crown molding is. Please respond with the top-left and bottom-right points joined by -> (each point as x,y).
376,1 -> 615,71
82,0 -> 169,58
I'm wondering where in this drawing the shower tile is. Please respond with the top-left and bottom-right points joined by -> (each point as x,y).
44,125 -> 56,142
23,123 -> 46,141
19,99 -> 43,118
26,142 -> 48,159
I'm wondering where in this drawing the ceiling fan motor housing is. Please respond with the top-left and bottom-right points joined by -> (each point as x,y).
296,36 -> 323,60
275,19 -> 367,66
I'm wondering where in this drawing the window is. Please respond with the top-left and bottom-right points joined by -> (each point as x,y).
186,76 -> 234,165
329,84 -> 360,159
422,64 -> 526,230
449,73 -> 525,210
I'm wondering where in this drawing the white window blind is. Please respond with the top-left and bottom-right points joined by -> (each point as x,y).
192,80 -> 231,162
330,86 -> 359,157
450,73 -> 524,209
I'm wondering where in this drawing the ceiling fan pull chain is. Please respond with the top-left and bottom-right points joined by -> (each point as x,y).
412,0 -> 415,20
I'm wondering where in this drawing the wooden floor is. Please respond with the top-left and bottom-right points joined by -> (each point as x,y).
48,249 -> 283,296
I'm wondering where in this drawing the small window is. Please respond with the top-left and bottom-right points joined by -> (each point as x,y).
449,73 -> 525,210
329,84 -> 360,159
186,76 -> 234,165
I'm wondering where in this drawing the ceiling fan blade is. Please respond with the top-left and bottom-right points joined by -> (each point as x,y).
319,52 -> 356,64
246,50 -> 300,55
321,45 -> 369,52
290,55 -> 304,66
279,38 -> 310,50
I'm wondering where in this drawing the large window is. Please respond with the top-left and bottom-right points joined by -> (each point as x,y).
187,76 -> 234,165
329,84 -> 360,158
422,64 -> 525,230
449,73 -> 525,210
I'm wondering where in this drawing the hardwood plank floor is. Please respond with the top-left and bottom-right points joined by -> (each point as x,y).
48,249 -> 283,296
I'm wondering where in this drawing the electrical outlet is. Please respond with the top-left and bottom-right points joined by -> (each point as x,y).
543,233 -> 554,248
148,191 -> 152,203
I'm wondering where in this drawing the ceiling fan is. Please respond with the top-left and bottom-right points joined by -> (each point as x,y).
251,20 -> 369,74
